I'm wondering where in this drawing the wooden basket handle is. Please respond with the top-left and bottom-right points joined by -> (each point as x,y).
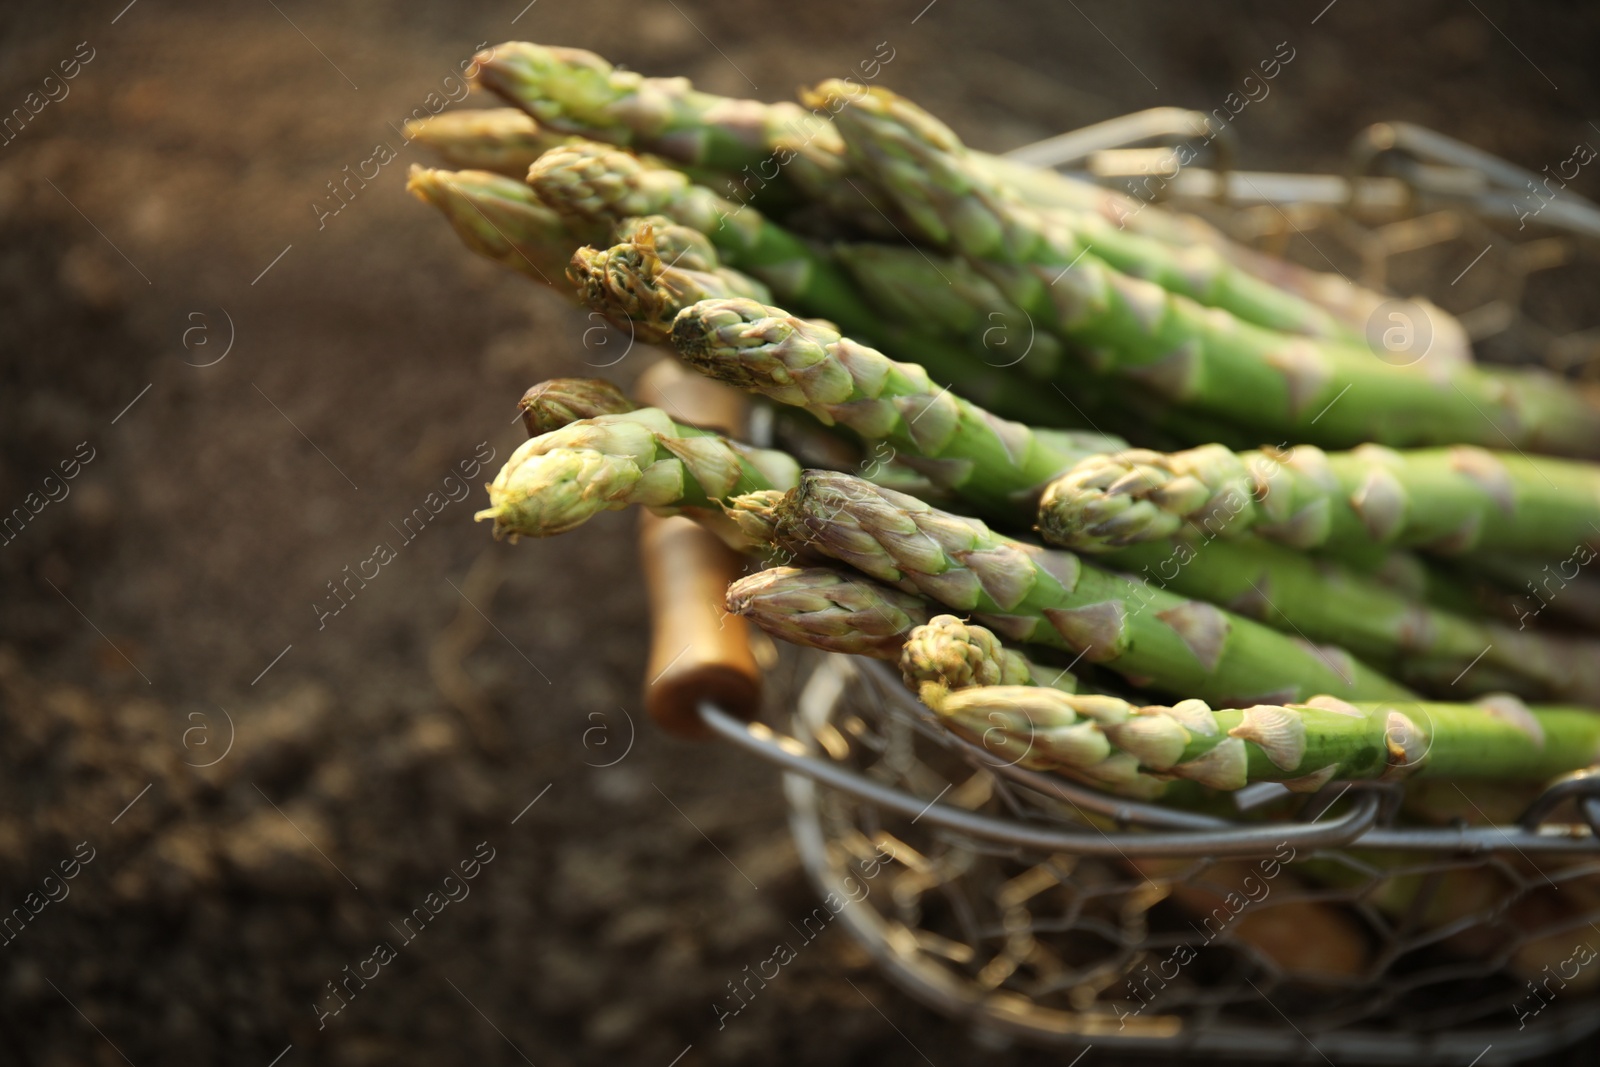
635,360 -> 763,738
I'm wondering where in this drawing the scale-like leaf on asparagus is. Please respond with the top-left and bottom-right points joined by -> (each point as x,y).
1039,442 -> 1600,559
927,685 -> 1600,792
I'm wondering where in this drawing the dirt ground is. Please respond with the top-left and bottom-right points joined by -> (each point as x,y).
3,1 -> 1600,1064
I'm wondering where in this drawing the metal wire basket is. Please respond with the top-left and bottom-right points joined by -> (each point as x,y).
703,115 -> 1600,1064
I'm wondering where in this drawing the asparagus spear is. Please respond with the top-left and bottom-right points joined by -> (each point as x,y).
725,565 -> 933,659
1098,535 -> 1600,704
569,223 -> 771,343
1052,444 -> 1600,701
753,470 -> 1414,705
1039,442 -> 1600,559
831,241 -> 1263,450
469,42 -> 1475,361
471,41 -> 1185,233
400,147 -> 1068,428
809,80 -> 1374,344
723,557 -> 1076,697
404,109 -> 575,176
530,141 -> 1092,432
670,297 -> 1126,519
475,408 -> 798,540
405,165 -> 603,286
575,214 -> 1096,429
518,377 -> 635,436
927,685 -> 1600,792
900,615 -> 1185,795
988,157 -> 1471,364
813,81 -> 1600,457
472,42 -> 886,229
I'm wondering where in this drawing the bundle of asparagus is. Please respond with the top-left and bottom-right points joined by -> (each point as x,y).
408,40 -> 1600,819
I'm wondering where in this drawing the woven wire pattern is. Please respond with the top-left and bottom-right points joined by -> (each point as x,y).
780,652 -> 1600,1060
1187,177 -> 1600,379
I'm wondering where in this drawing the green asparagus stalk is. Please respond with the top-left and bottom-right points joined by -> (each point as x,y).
724,581 -> 1091,769
472,41 -> 829,176
725,565 -> 934,659
528,141 -> 1084,432
472,42 -> 886,229
569,223 -> 771,343
813,81 -> 1600,457
927,685 -> 1600,792
475,408 -> 798,540
1098,535 -> 1600,704
670,297 -> 1126,519
1039,442 -> 1600,559
831,241 -> 1263,450
899,615 -> 1187,793
980,156 -> 1471,362
808,80 -> 1370,344
753,470 -> 1415,705
472,41 -> 1192,237
404,109 -> 576,176
518,377 -> 635,436
585,223 -> 1091,429
406,165 -> 603,287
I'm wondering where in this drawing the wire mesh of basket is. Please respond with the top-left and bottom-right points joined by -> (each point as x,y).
707,113 -> 1600,1064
